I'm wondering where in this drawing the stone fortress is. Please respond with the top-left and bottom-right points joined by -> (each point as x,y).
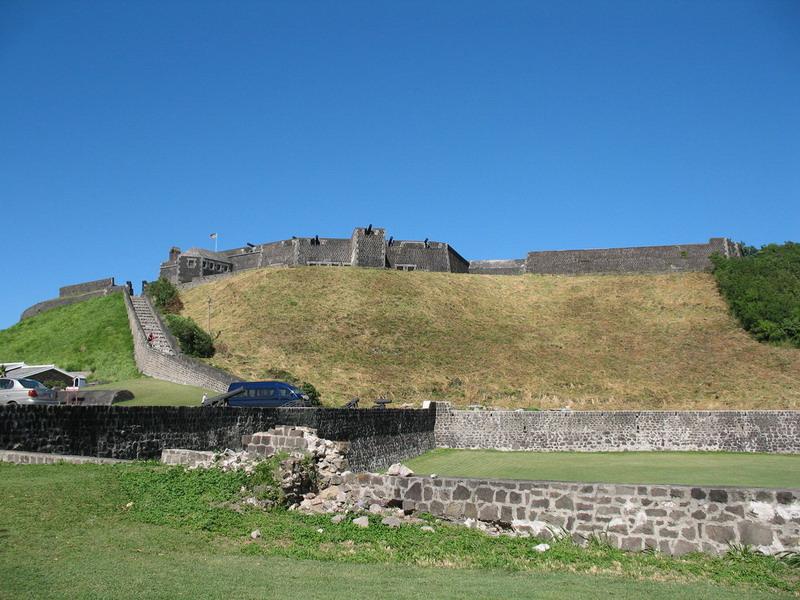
159,225 -> 742,285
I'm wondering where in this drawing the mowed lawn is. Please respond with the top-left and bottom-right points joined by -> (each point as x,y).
405,449 -> 800,488
0,463 -> 796,600
92,377 -> 214,406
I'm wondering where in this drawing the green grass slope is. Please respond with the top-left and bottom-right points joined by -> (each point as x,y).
180,267 -> 800,409
1,463 -> 795,599
0,293 -> 138,381
405,449 -> 800,488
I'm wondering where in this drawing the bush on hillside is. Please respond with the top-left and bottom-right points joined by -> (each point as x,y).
146,278 -> 183,314
260,368 -> 321,405
712,242 -> 800,348
163,314 -> 215,358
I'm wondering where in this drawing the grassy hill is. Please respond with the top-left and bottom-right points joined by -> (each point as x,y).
0,293 -> 138,382
179,267 -> 800,410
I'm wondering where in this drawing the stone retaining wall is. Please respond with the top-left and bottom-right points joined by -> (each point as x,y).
344,473 -> 800,556
123,291 -> 236,393
434,404 -> 800,454
0,405 -> 435,472
0,450 -> 127,465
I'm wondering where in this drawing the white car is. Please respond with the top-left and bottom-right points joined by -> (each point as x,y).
0,378 -> 59,405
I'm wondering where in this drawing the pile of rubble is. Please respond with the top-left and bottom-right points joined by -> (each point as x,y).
162,427 -> 528,539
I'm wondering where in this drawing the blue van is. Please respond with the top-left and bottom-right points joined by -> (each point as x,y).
203,381 -> 310,408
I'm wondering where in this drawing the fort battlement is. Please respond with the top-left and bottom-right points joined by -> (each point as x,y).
159,226 -> 741,285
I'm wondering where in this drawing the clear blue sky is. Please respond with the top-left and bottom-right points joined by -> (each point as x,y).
1,1 -> 798,328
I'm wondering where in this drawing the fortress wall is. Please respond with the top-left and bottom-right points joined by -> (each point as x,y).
21,278 -> 124,320
296,237 -> 353,265
345,473 -> 800,556
447,246 -> 471,273
525,238 -> 735,275
351,228 -> 386,267
59,277 -> 117,298
258,239 -> 297,267
469,258 -> 527,275
0,404 -> 436,472
227,251 -> 262,271
433,403 -> 800,454
386,242 -> 451,271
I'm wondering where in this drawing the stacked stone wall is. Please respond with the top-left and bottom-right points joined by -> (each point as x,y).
21,278 -> 124,320
469,259 -> 527,275
351,228 -> 386,267
0,405 -> 436,471
344,473 -> 800,556
59,278 -> 117,297
447,246 -> 471,273
297,238 -> 353,265
386,241 -> 451,271
525,238 -> 737,275
434,404 -> 800,454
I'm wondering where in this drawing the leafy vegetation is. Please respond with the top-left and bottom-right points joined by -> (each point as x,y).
6,463 -> 792,600
179,267 -> 800,409
163,314 -> 215,358
145,277 -> 183,313
712,243 -> 800,348
2,462 -> 794,599
404,449 -> 800,488
261,367 -> 322,405
0,293 -> 138,381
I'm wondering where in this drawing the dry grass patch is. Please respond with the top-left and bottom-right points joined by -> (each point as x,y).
179,267 -> 800,409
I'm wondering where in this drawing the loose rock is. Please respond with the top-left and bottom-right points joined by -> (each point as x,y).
353,516 -> 370,528
381,516 -> 402,528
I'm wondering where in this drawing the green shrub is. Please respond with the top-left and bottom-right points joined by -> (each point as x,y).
146,278 -> 183,314
260,368 -> 321,405
712,242 -> 800,348
164,314 -> 215,358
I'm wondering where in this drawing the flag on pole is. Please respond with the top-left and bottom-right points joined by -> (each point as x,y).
209,233 -> 217,239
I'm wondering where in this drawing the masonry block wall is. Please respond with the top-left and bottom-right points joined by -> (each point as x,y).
0,405 -> 436,472
433,404 -> 800,453
159,226 -> 741,286
344,474 -> 800,556
525,238 -> 740,275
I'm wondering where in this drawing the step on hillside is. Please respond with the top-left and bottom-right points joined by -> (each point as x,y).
130,296 -> 176,355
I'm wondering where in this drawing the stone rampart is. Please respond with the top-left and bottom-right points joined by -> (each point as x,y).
525,238 -> 739,275
433,404 -> 800,454
0,405 -> 436,472
21,277 -> 124,320
468,259 -> 527,275
59,277 -> 117,298
344,473 -> 800,556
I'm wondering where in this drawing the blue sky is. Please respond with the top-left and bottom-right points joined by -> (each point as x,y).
1,0 -> 798,328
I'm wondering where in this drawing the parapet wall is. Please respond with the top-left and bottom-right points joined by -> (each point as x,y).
344,473 -> 800,556
59,277 -> 117,298
21,277 -> 124,320
525,238 -> 739,275
434,404 -> 800,454
0,405 -> 436,472
159,226 -> 740,285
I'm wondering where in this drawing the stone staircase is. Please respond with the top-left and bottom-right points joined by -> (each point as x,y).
129,296 -> 176,355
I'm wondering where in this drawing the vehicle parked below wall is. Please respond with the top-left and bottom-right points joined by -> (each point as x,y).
0,378 -> 59,406
202,381 -> 311,408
